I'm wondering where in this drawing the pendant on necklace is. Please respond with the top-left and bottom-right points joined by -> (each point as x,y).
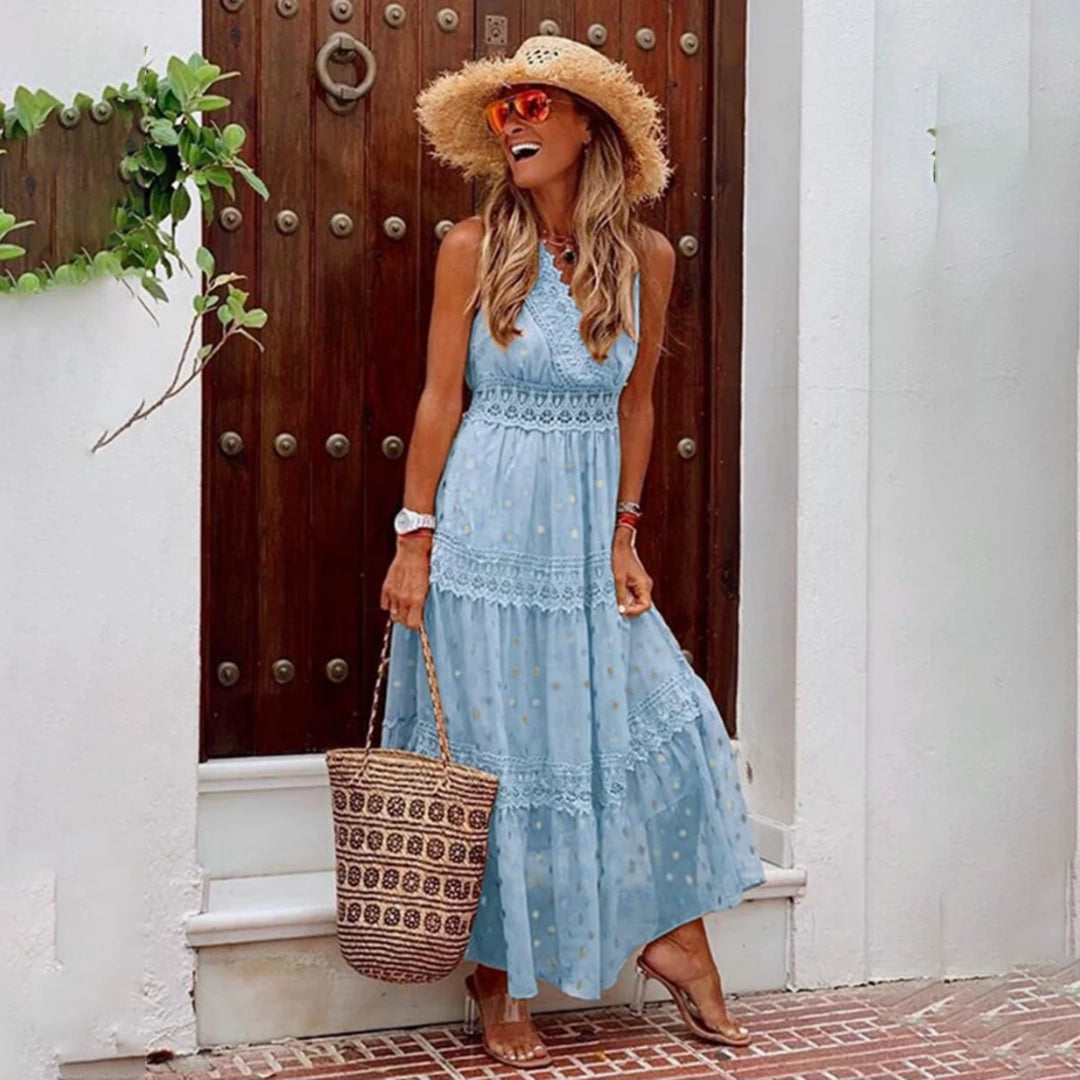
542,232 -> 577,268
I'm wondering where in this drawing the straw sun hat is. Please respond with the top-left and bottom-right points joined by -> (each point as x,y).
415,35 -> 673,207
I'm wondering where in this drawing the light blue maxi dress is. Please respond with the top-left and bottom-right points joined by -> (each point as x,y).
381,239 -> 766,1000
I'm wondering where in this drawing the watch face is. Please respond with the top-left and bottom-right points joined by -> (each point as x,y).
394,509 -> 411,532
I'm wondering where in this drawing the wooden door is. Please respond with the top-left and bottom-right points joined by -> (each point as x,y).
200,0 -> 745,760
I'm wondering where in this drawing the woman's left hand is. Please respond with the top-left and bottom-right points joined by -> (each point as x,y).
612,530 -> 653,616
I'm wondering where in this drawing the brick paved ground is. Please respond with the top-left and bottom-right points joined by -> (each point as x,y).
147,960 -> 1080,1079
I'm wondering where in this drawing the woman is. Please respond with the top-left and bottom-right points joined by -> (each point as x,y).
379,36 -> 765,1070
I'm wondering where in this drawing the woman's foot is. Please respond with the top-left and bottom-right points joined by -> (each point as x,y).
639,919 -> 750,1043
466,964 -> 551,1068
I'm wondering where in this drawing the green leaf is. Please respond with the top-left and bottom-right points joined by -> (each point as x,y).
203,165 -> 233,188
222,123 -> 246,152
0,243 -> 26,261
198,184 -> 216,223
142,144 -> 167,174
235,162 -> 269,200
171,183 -> 192,222
194,63 -> 222,86
195,245 -> 215,277
195,94 -> 230,112
141,273 -> 168,302
92,249 -> 123,275
167,56 -> 199,108
53,263 -> 76,286
149,185 -> 171,222
216,306 -> 234,326
196,343 -> 214,359
16,271 -> 42,293
243,307 -> 268,328
149,118 -> 180,146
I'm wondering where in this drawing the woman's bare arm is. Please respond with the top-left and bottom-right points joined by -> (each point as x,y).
381,216 -> 483,628
613,226 -> 676,616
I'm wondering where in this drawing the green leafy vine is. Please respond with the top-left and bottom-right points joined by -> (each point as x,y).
0,51 -> 270,450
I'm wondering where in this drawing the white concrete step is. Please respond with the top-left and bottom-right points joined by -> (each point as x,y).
186,863 -> 805,1047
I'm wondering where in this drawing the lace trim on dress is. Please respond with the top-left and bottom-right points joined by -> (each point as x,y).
394,671 -> 702,815
466,380 -> 621,432
524,243 -> 640,387
429,532 -> 617,613
525,246 -> 608,385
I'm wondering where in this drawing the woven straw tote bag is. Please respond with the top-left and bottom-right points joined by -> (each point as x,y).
325,614 -> 499,983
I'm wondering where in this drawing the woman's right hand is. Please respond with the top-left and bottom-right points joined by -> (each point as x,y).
380,532 -> 433,631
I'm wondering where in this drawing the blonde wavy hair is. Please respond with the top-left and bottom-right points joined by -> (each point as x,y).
465,92 -> 648,364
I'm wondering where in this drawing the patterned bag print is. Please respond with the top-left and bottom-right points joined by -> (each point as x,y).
325,615 -> 499,983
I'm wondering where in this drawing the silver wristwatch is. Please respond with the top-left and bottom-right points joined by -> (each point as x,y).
393,507 -> 436,535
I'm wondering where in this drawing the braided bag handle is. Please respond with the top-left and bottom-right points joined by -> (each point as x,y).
361,614 -> 453,784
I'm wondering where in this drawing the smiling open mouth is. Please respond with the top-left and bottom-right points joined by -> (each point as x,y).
510,142 -> 542,161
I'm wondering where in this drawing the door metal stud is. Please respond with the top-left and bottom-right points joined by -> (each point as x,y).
276,0 -> 299,16
330,212 -> 354,238
384,3 -> 406,27
59,106 -> 80,129
220,206 -> 243,232
218,431 -> 244,456
381,435 -> 405,459
274,433 -> 298,458
539,18 -> 560,35
679,32 -> 700,56
435,219 -> 454,240
326,658 -> 350,683
272,659 -> 296,684
587,23 -> 608,47
325,433 -> 351,458
635,27 -> 656,50
331,0 -> 354,22
677,437 -> 697,460
90,100 -> 114,123
221,0 -> 244,10
678,234 -> 699,258
217,661 -> 240,687
275,209 -> 299,235
438,7 -> 460,32
383,215 -> 407,240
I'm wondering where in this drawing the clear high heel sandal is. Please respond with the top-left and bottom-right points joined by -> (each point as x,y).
462,972 -> 553,1069
629,954 -> 753,1047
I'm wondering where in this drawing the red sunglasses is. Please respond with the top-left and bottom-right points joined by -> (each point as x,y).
483,88 -> 561,135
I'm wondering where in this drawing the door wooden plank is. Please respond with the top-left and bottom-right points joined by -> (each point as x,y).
358,0 -> 429,737
654,0 -> 709,670
705,0 -> 746,734
256,0 -> 315,753
201,0 -> 262,759
308,5 -> 374,750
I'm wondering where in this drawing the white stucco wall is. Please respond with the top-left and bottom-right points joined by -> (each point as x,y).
0,3 -> 203,1076
741,0 -> 801,837
785,0 -> 1078,985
